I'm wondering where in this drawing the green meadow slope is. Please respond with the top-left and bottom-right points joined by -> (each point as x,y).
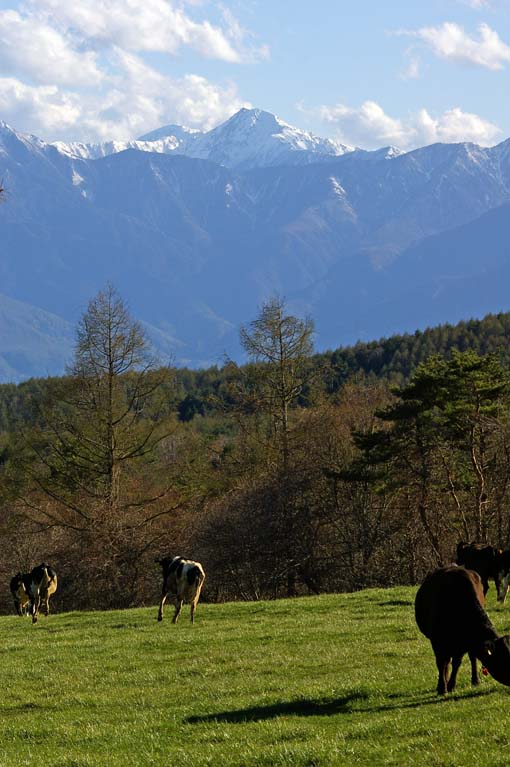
1,588 -> 509,767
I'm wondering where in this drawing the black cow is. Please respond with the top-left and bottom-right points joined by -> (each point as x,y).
157,556 -> 205,624
415,565 -> 510,694
10,563 -> 58,623
456,542 -> 510,602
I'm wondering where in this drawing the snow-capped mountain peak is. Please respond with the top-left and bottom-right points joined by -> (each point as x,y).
48,108 -> 356,169
0,121 -> 48,155
185,108 -> 355,168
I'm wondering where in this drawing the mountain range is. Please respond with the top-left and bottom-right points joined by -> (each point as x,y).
0,107 -> 509,382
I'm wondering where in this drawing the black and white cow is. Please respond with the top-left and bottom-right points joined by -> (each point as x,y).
10,563 -> 58,623
157,556 -> 205,624
10,572 -> 30,616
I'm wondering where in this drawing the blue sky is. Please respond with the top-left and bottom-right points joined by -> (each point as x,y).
0,0 -> 508,148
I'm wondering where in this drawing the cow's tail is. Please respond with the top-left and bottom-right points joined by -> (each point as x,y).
189,565 -> 205,590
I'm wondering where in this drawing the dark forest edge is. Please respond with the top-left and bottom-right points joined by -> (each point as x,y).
1,293 -> 510,614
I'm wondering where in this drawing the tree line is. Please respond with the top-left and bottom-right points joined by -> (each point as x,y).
1,287 -> 510,612
3,312 -> 510,434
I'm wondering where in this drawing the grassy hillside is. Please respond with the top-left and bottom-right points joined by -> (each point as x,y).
1,589 -> 510,766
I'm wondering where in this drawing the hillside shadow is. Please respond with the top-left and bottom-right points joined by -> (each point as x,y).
185,691 -> 369,724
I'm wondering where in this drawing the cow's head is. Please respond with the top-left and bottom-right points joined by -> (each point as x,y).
480,636 -> 510,686
154,557 -> 169,581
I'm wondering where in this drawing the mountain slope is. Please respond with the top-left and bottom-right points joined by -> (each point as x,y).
0,293 -> 73,381
311,201 -> 510,348
1,117 -> 510,382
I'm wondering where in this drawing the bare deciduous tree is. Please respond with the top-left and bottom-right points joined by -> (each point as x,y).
17,284 -> 174,533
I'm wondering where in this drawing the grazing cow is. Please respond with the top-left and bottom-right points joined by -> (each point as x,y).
157,556 -> 205,624
10,573 -> 30,616
456,542 -> 510,602
415,565 -> 510,694
10,564 -> 58,624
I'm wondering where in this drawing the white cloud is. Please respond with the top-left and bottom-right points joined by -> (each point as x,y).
402,21 -> 510,70
0,10 -> 103,86
27,0 -> 262,62
400,54 -> 421,80
315,100 -> 501,150
93,49 -> 249,138
0,51 -> 248,142
0,0 -> 261,141
0,77 -> 81,134
319,101 -> 411,148
414,106 -> 502,145
220,6 -> 270,63
462,0 -> 490,8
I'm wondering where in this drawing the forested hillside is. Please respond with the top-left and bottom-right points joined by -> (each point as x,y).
1,296 -> 510,613
2,311 -> 510,432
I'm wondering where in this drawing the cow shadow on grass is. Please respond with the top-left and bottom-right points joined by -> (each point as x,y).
186,691 -> 369,724
373,686 -> 499,713
186,687 -> 499,724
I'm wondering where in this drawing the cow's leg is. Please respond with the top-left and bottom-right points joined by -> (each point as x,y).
499,573 -> 510,604
42,597 -> 50,616
468,651 -> 480,686
482,578 -> 489,596
495,574 -> 502,601
447,654 -> 463,692
157,590 -> 168,622
172,598 -> 183,624
31,593 -> 40,624
433,648 -> 450,695
190,598 -> 197,624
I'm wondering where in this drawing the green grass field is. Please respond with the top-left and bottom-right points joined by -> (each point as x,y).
1,587 -> 510,767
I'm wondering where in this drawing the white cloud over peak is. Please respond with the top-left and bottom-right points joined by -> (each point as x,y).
102,49 -> 249,137
315,100 -> 501,150
0,59 -> 249,142
0,0 -> 261,141
402,21 -> 510,70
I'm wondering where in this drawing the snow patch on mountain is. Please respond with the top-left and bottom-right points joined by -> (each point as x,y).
138,124 -> 202,143
329,177 -> 347,197
52,136 -> 182,161
72,169 -> 84,186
